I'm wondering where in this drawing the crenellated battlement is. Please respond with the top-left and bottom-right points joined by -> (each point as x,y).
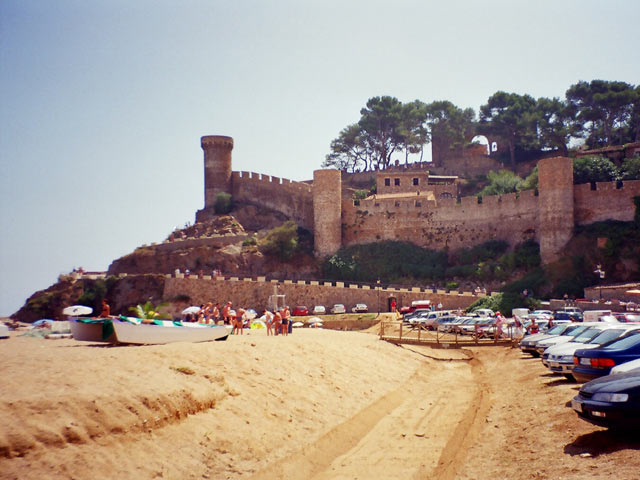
232,171 -> 313,195
197,135 -> 639,264
574,179 -> 640,225
230,170 -> 314,229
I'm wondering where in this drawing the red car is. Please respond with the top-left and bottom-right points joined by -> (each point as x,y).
292,306 -> 309,316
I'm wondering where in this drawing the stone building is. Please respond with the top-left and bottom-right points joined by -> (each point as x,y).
195,135 -> 640,265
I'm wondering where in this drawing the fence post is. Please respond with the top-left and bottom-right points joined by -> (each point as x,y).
399,321 -> 403,341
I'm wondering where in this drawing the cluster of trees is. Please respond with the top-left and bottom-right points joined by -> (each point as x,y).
324,80 -> 639,173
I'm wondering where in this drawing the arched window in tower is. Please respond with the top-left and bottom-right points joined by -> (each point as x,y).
471,135 -> 490,155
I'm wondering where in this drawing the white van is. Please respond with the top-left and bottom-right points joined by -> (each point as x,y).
583,310 -> 612,322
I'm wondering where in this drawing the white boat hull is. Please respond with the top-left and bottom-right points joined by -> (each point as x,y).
112,318 -> 232,345
69,318 -> 115,342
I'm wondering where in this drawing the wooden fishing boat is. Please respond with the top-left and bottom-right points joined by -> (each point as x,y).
69,318 -> 116,342
111,317 -> 232,344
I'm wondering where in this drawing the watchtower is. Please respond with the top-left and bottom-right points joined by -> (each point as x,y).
201,135 -> 234,209
313,169 -> 342,257
538,157 -> 574,264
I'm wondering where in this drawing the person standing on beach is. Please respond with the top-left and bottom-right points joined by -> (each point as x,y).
264,310 -> 274,336
234,307 -> 246,335
222,302 -> 232,325
212,303 -> 220,324
273,310 -> 282,336
282,306 -> 291,335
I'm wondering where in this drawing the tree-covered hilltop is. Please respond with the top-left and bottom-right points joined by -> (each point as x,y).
323,80 -> 639,173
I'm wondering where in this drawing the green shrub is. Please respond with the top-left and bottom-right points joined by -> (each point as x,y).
214,192 -> 233,214
573,155 -> 619,184
445,281 -> 459,290
243,235 -> 258,247
620,157 -> 640,180
259,221 -> 299,260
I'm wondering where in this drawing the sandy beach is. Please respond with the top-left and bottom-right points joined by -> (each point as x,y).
1,325 -> 638,480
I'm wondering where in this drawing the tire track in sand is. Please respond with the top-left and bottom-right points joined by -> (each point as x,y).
250,350 -> 481,480
426,350 -> 492,480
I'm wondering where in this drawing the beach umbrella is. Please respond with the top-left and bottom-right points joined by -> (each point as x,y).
306,316 -> 322,324
245,309 -> 258,320
63,305 -> 93,316
292,321 -> 304,328
250,320 -> 266,329
181,306 -> 201,315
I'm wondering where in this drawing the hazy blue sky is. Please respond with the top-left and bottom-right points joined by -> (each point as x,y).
1,0 -> 639,316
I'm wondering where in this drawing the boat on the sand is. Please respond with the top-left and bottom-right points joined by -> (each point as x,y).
111,317 -> 232,344
69,318 -> 116,342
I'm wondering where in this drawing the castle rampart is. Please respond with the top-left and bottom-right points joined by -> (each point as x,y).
574,179 -> 640,225
162,274 -> 482,313
230,171 -> 314,230
196,136 -> 639,265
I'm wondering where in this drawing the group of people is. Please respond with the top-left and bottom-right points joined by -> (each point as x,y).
183,302 -> 294,337
261,306 -> 291,336
184,301 -> 248,334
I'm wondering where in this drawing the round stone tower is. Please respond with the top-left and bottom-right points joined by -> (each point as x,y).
538,156 -> 574,264
313,169 -> 342,257
201,135 -> 234,209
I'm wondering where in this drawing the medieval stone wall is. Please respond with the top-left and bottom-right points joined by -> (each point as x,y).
574,180 -> 640,225
231,171 -> 314,230
342,189 -> 539,251
163,275 -> 483,313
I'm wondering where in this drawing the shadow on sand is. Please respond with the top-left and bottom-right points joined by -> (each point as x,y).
564,429 -> 640,457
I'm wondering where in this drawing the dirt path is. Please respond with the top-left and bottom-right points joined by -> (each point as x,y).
250,346 -> 487,480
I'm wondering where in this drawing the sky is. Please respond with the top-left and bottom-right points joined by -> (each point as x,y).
1,0 -> 639,316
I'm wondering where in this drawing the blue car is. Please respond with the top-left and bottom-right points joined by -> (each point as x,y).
573,331 -> 640,383
571,370 -> 640,429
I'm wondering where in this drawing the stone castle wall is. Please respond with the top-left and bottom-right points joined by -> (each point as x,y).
231,171 -> 314,230
163,275 -> 483,313
197,136 -> 640,263
342,189 -> 539,251
574,180 -> 640,225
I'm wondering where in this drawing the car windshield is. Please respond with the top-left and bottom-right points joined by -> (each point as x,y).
588,329 -> 629,345
546,324 -> 567,335
571,327 -> 605,343
566,325 -> 590,337
600,331 -> 640,350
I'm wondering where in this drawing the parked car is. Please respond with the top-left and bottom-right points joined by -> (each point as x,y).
573,331 -> 640,383
611,357 -> 640,374
553,311 -> 584,322
520,323 -> 577,356
402,308 -> 431,324
534,324 -> 597,355
612,313 -> 640,323
330,304 -> 346,314
544,325 -> 640,379
472,308 -> 495,318
571,370 -> 640,430
352,303 -> 368,313
292,306 -> 309,316
312,305 -> 326,315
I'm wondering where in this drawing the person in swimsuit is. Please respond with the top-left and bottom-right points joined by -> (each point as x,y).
222,302 -> 232,325
280,306 -> 290,336
264,310 -> 274,336
100,299 -> 110,318
234,307 -> 246,335
273,310 -> 282,336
